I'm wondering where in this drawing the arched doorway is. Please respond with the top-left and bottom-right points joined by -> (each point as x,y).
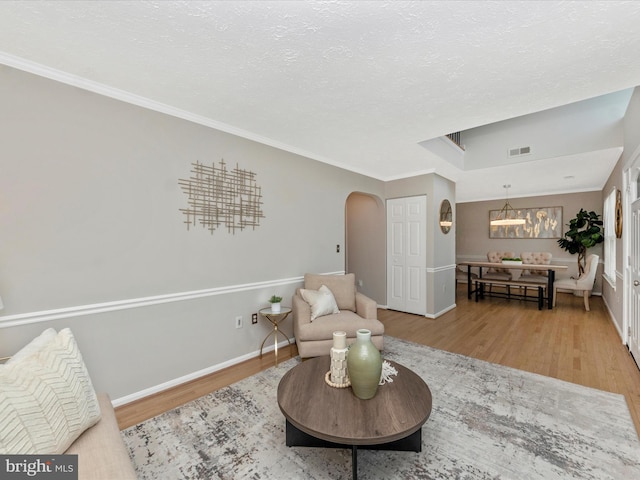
345,192 -> 386,305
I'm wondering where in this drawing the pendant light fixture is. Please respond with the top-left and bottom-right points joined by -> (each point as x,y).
490,184 -> 525,226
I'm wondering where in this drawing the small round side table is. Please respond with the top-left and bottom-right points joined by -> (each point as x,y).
259,307 -> 293,366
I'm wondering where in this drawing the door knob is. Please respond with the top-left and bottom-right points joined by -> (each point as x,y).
634,280 -> 640,286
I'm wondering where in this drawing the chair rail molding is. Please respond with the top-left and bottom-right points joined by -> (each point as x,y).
430,264 -> 457,273
0,272 -> 345,329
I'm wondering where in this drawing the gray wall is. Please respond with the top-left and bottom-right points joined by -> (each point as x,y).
457,191 -> 604,293
385,174 -> 457,317
0,66 -> 386,402
460,91 -> 627,170
7,60 -> 622,404
602,86 -> 640,337
602,155 -> 625,336
346,192 -> 386,304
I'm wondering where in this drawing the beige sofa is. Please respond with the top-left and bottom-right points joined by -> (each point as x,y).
0,328 -> 137,480
293,273 -> 384,358
65,393 -> 138,480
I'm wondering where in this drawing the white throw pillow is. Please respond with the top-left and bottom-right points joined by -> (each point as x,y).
0,328 -> 101,454
7,327 -> 57,364
301,285 -> 340,321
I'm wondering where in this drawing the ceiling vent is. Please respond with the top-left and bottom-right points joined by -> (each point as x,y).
446,132 -> 465,151
508,146 -> 531,157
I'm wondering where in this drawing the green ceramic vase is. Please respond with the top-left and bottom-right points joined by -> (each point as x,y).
347,329 -> 382,400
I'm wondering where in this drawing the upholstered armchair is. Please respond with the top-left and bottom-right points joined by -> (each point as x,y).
292,273 -> 384,358
519,252 -> 552,284
553,254 -> 599,311
484,251 -> 516,281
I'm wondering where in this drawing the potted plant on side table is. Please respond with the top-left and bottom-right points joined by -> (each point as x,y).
269,295 -> 283,313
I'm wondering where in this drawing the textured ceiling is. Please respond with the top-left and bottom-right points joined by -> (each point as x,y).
1,1 -> 640,201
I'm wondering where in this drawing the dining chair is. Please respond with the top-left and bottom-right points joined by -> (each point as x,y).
483,251 -> 516,281
483,251 -> 516,295
552,254 -> 599,311
519,252 -> 552,296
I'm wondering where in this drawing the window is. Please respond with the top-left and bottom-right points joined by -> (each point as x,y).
604,188 -> 617,287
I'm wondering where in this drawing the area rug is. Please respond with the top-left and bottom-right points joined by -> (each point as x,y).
122,336 -> 640,479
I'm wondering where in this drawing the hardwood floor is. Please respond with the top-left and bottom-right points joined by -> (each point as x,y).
115,346 -> 299,430
115,285 -> 640,436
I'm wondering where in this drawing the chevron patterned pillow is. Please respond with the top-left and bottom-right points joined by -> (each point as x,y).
0,328 -> 101,454
6,327 -> 57,364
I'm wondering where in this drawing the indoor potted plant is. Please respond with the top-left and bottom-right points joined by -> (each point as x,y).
501,257 -> 523,265
269,295 -> 283,313
557,209 -> 603,275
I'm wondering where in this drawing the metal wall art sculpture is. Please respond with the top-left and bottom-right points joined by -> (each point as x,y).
179,159 -> 264,234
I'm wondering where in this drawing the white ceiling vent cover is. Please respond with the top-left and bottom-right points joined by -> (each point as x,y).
508,146 -> 531,157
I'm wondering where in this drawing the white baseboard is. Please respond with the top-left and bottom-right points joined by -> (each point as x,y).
601,294 -> 625,344
111,338 -> 294,407
430,303 -> 457,318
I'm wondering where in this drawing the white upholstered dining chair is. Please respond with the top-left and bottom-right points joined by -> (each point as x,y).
519,252 -> 552,296
519,252 -> 552,283
482,251 -> 516,295
483,251 -> 516,281
553,254 -> 599,311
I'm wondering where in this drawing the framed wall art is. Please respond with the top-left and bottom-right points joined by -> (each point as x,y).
489,206 -> 563,239
615,189 -> 623,238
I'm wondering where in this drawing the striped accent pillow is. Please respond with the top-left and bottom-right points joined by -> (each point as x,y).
0,328 -> 101,454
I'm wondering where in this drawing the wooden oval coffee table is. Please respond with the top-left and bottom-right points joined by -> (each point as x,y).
277,356 -> 432,479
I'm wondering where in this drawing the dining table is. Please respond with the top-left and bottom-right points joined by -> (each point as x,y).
458,261 -> 568,309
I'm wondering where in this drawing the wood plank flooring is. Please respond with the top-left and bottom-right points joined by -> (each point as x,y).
115,285 -> 640,437
115,346 -> 299,430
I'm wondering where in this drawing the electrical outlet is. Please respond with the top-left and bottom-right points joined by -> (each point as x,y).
252,313 -> 258,324
336,244 -> 340,253
235,316 -> 243,329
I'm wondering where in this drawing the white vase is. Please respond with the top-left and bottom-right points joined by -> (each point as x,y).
330,331 -> 349,385
271,302 -> 281,313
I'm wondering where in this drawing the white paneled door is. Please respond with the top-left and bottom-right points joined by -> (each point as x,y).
630,197 -> 640,364
387,196 -> 427,315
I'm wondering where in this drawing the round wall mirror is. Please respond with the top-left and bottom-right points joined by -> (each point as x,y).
439,199 -> 453,234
